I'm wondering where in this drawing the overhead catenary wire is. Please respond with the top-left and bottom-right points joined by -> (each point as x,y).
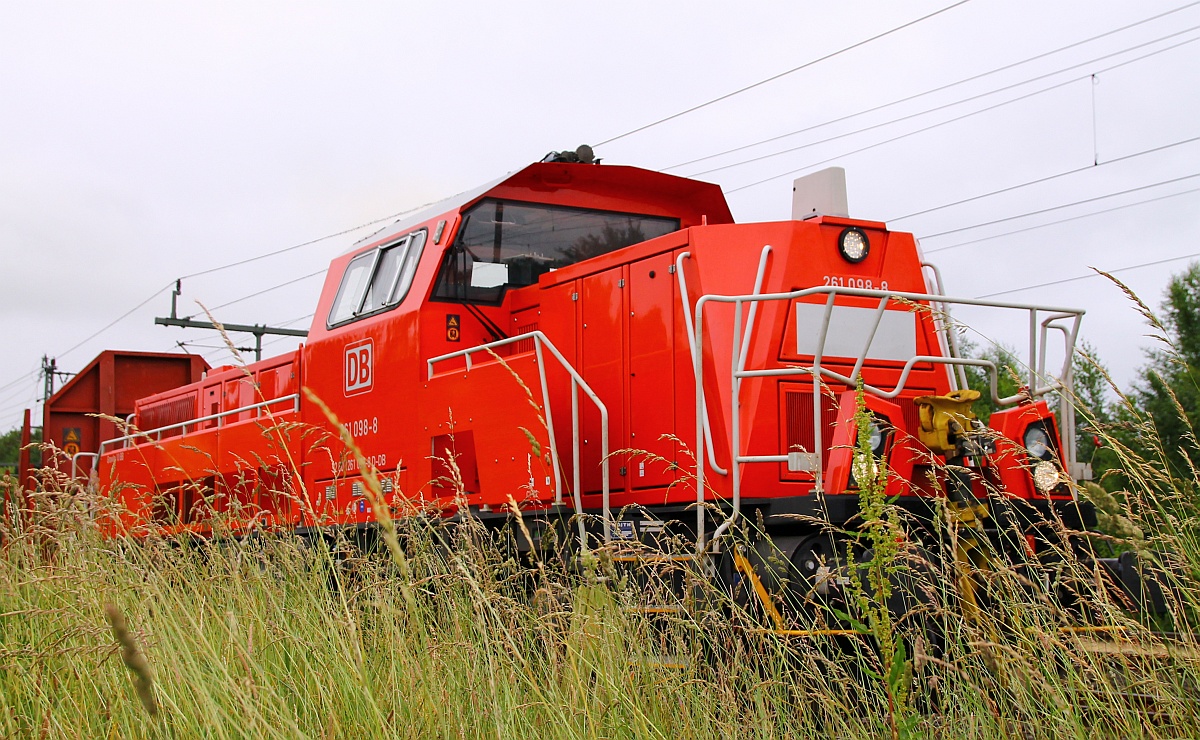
267,313 -> 314,329
21,194 -> 446,387
923,185 -> 1200,254
184,270 -> 324,319
257,336 -> 302,353
975,251 -> 1200,299
0,387 -> 33,412
664,1 -> 1200,172
594,0 -> 973,148
55,283 -> 176,362
178,200 -> 442,281
0,380 -> 37,411
0,403 -> 34,421
174,342 -> 240,351
0,368 -> 38,396
0,383 -> 41,417
724,34 -> 1200,195
686,24 -> 1200,180
0,400 -> 38,423
0,371 -> 41,427
892,134 -> 1200,222
260,314 -> 316,347
917,170 -> 1200,240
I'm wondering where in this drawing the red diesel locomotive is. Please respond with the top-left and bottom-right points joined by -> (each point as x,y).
94,147 -> 1090,572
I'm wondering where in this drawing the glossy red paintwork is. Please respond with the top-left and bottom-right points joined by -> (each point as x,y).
97,160 -> 1067,537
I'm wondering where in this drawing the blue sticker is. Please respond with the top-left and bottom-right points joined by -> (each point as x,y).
358,500 -> 366,514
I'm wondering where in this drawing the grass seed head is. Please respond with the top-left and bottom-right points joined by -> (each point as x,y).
103,602 -> 158,718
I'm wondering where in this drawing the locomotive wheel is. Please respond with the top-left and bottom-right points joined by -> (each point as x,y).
713,530 -> 848,627
790,533 -> 844,600
853,546 -> 940,625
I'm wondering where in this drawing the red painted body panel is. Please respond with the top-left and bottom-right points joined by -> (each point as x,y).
96,161 -> 1073,536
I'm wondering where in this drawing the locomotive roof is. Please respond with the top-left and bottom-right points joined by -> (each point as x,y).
345,160 -> 733,254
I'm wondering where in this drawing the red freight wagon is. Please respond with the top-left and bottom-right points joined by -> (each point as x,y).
42,350 -> 208,481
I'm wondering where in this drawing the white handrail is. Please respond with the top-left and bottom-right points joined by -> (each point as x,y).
675,252 -> 728,477
428,330 -> 610,547
70,451 -> 99,480
693,281 -> 1085,554
99,393 -> 301,454
921,261 -> 968,392
703,246 -> 777,551
737,245 -> 773,376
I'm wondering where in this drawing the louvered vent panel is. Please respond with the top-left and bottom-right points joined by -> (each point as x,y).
784,390 -> 839,459
896,397 -> 921,442
515,323 -> 539,353
139,394 -> 198,438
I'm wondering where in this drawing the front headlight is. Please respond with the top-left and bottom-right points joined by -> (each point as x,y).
865,418 -> 886,456
1032,460 -> 1060,492
850,417 -> 888,488
838,227 -> 869,263
851,454 -> 877,488
1023,425 -> 1053,461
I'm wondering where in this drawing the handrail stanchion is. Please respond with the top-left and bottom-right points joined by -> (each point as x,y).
533,338 -> 563,506
736,246 -> 772,375
71,452 -> 98,481
1029,309 -> 1039,393
922,261 -> 968,391
676,252 -> 728,477
1042,319 -> 1084,479
571,380 -> 585,545
695,295 -> 708,554
811,293 -> 836,494
730,299 -> 743,534
847,297 -> 891,385
600,406 -> 610,543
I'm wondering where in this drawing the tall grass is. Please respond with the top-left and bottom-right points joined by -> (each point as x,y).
3,446 -> 1198,739
0,492 -> 854,738
3,364 -> 1200,737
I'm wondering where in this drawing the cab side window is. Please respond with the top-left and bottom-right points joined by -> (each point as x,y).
327,230 -> 427,328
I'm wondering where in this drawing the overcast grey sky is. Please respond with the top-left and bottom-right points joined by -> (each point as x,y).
2,0 -> 1198,430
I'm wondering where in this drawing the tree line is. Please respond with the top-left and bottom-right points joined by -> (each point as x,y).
0,426 -> 41,474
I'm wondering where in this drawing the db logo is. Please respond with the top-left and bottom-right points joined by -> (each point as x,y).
344,339 -> 374,396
